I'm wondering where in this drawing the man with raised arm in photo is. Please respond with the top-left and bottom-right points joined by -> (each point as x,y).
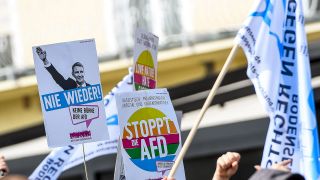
36,47 -> 91,90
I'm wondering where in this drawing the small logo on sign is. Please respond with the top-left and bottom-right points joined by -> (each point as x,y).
69,130 -> 92,142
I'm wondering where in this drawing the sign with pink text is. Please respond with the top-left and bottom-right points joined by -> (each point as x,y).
133,29 -> 159,91
32,39 -> 108,147
115,89 -> 185,180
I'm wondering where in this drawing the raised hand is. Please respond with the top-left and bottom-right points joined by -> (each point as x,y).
36,47 -> 47,61
36,47 -> 50,66
213,152 -> 241,180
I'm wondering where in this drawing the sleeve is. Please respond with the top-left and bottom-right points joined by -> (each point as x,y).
45,64 -> 74,90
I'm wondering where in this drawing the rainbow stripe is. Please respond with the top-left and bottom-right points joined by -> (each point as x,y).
125,144 -> 179,159
134,73 -> 156,89
122,107 -> 180,172
123,120 -> 177,139
122,133 -> 179,149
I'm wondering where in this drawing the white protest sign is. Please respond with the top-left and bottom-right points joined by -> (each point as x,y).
30,70 -> 133,179
32,39 -> 108,147
63,70 -> 134,170
115,89 -> 186,180
133,29 -> 159,90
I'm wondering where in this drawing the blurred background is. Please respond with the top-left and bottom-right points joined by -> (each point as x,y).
0,0 -> 320,179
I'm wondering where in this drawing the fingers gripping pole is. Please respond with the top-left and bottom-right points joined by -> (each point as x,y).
168,45 -> 240,178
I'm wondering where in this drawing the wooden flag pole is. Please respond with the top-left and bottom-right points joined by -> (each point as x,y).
168,44 -> 240,178
82,144 -> 89,180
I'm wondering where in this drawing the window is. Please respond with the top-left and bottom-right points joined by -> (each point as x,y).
0,35 -> 14,80
303,0 -> 320,18
111,0 -> 184,57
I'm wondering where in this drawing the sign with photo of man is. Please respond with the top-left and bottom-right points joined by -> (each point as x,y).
32,39 -> 109,147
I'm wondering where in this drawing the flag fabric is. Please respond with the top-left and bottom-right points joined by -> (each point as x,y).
29,69 -> 133,179
236,0 -> 320,179
29,146 -> 76,180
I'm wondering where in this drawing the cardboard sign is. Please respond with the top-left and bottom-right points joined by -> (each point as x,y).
32,39 -> 108,147
133,29 -> 159,90
115,89 -> 185,180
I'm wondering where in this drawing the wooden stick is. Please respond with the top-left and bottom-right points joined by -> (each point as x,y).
168,44 -> 240,178
82,144 -> 89,180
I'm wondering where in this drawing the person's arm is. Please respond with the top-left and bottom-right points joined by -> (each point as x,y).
36,47 -> 74,90
0,155 -> 9,179
36,47 -> 50,66
212,152 -> 241,180
250,160 -> 304,180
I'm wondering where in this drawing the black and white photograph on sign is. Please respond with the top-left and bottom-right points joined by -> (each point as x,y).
32,39 -> 109,147
36,47 -> 91,90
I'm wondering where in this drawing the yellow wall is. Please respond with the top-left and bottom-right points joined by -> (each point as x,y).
8,0 -> 257,69
15,0 -> 108,68
1,21 -> 320,135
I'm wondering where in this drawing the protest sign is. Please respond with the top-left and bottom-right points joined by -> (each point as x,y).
114,111 -> 183,180
63,69 -> 134,170
115,29 -> 160,179
30,70 -> 134,179
133,29 -> 159,90
115,89 -> 185,180
32,39 -> 108,147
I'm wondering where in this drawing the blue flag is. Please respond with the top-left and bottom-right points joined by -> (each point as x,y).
236,0 -> 320,179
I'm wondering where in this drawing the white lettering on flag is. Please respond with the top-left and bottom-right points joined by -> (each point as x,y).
29,146 -> 76,180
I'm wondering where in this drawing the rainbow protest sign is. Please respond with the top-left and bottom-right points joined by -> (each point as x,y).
133,29 -> 159,90
123,107 -> 179,171
115,89 -> 185,180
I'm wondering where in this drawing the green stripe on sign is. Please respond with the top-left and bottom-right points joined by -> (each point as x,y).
134,83 -> 149,90
125,143 -> 179,159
